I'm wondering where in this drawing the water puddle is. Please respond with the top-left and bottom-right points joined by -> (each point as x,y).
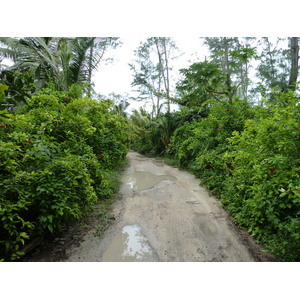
101,224 -> 158,262
122,171 -> 176,192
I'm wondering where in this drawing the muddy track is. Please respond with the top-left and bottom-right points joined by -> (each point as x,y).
65,151 -> 267,262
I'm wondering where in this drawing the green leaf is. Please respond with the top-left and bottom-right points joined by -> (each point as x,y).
279,192 -> 287,198
0,85 -> 9,92
19,232 -> 29,239
48,224 -> 53,232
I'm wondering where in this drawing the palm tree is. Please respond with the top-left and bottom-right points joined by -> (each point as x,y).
66,37 -> 120,96
0,37 -> 60,89
0,37 -> 120,93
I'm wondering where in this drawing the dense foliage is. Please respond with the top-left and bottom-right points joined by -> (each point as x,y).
132,40 -> 300,260
1,36 -> 300,262
130,109 -> 182,156
221,93 -> 300,260
133,92 -> 300,261
0,84 -> 134,261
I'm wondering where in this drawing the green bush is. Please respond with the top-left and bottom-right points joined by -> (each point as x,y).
168,92 -> 300,260
0,86 -> 134,261
168,121 -> 197,168
0,69 -> 36,111
220,91 -> 300,260
132,112 -> 181,157
169,97 -> 253,181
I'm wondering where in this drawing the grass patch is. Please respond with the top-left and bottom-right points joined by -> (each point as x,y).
155,154 -> 180,168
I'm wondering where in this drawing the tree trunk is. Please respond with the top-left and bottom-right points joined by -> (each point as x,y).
154,38 -> 164,115
223,37 -> 233,100
162,38 -> 170,113
87,41 -> 94,97
244,60 -> 248,98
265,38 -> 276,85
288,37 -> 299,91
156,74 -> 162,116
154,38 -> 171,113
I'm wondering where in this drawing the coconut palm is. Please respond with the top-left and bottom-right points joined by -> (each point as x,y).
0,37 -> 60,89
0,37 -> 120,93
66,37 -> 120,96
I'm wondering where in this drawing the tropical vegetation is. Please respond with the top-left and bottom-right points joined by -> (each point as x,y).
1,37 -> 299,261
0,37 -> 134,261
131,37 -> 300,261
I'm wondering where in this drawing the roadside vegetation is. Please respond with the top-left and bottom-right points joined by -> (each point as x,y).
0,37 -> 135,261
131,37 -> 300,261
1,37 -> 299,261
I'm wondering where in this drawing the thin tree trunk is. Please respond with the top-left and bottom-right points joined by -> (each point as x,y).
244,59 -> 248,98
154,39 -> 163,115
223,37 -> 232,100
288,37 -> 299,91
162,38 -> 170,113
154,38 -> 171,113
265,38 -> 276,84
87,41 -> 94,97
156,75 -> 162,116
149,88 -> 155,118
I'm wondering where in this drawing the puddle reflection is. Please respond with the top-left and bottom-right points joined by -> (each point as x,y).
101,224 -> 158,262
123,171 -> 176,192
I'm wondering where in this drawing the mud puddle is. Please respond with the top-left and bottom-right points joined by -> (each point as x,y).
101,224 -> 158,262
122,171 -> 176,192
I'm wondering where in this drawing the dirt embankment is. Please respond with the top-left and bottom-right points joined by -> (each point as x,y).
65,152 -> 267,262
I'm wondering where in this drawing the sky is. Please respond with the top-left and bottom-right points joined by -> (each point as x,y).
0,36 -> 292,113
93,37 -> 291,97
93,36 -> 208,96
1,36 -> 208,113
92,36 -> 209,112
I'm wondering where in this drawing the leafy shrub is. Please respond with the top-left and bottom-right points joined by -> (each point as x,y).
168,91 -> 300,260
263,217 -> 300,261
220,91 -> 300,260
0,69 -> 36,111
132,112 -> 181,157
0,85 -> 134,261
169,97 -> 253,180
168,121 -> 197,168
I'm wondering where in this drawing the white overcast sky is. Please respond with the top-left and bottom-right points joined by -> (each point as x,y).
93,36 -> 208,97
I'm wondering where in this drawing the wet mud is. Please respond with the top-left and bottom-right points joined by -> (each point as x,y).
122,171 -> 176,192
65,151 -> 267,262
101,224 -> 159,262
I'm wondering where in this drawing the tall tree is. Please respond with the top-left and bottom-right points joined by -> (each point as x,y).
223,37 -> 232,94
176,61 -> 228,108
288,37 -> 299,91
153,37 -> 173,112
0,37 -> 60,89
204,37 -> 257,100
130,37 -> 179,117
68,37 -> 120,96
255,37 -> 290,97
129,41 -> 160,117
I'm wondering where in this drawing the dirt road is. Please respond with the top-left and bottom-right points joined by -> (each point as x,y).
66,151 -> 264,262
